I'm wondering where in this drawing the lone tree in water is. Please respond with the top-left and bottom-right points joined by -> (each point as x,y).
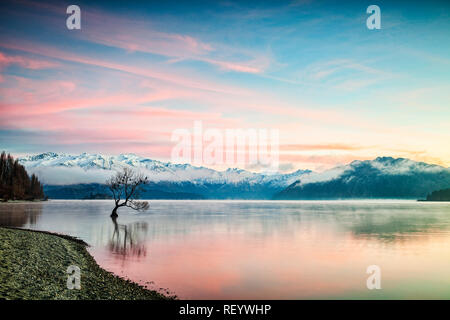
107,167 -> 149,218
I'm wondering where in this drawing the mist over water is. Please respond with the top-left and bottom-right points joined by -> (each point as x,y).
1,200 -> 450,299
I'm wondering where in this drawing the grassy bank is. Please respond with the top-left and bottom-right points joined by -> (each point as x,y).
0,227 -> 170,300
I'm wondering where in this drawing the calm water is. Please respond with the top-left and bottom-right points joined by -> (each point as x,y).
1,200 -> 450,299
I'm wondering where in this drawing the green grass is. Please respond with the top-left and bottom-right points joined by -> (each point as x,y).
0,227 -> 172,300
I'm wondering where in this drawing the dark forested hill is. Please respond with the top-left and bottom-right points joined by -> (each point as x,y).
274,157 -> 450,200
17,152 -> 450,200
0,151 -> 45,201
424,188 -> 450,201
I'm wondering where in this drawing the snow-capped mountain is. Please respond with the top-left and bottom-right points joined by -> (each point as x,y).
19,153 -> 450,200
19,152 -> 309,186
274,157 -> 450,200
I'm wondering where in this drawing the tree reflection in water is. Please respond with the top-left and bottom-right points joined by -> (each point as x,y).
109,217 -> 148,259
0,203 -> 42,227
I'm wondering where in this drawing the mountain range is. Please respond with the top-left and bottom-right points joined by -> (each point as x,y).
18,152 -> 450,200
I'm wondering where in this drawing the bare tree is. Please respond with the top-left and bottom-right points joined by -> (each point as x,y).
107,167 -> 149,218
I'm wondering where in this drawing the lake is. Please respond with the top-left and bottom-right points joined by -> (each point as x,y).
1,200 -> 450,299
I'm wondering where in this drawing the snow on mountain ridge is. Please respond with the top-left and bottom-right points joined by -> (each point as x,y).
283,157 -> 449,188
349,156 -> 445,174
20,152 -> 447,187
18,152 -> 309,186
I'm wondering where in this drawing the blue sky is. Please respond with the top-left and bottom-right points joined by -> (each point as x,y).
0,0 -> 449,171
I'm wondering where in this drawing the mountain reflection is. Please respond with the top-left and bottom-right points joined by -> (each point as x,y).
2,200 -> 450,299
108,217 -> 148,258
330,206 -> 450,242
0,203 -> 42,227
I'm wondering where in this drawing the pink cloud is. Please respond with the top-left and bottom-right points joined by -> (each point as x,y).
80,15 -> 269,74
0,51 -> 59,70
280,143 -> 368,151
1,4 -> 448,168
1,41 -> 357,128
0,71 -> 243,159
0,40 -> 253,96
7,0 -> 269,74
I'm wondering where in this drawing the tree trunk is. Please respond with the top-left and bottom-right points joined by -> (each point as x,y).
111,205 -> 119,218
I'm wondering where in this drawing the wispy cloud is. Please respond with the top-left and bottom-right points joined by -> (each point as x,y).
1,0 -> 449,169
280,143 -> 368,151
0,51 -> 59,70
6,0 -> 271,74
0,39 -> 252,95
299,58 -> 397,91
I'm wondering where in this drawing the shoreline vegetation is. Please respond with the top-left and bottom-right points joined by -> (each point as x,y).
0,227 -> 173,300
0,199 -> 47,203
0,151 -> 46,202
418,188 -> 450,202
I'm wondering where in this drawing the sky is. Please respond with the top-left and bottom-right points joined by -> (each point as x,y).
0,0 -> 449,172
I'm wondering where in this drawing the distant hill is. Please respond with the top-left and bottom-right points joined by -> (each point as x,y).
44,183 -> 205,200
18,152 -> 450,200
424,188 -> 450,201
274,157 -> 450,200
0,151 -> 45,201
19,152 -> 309,199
